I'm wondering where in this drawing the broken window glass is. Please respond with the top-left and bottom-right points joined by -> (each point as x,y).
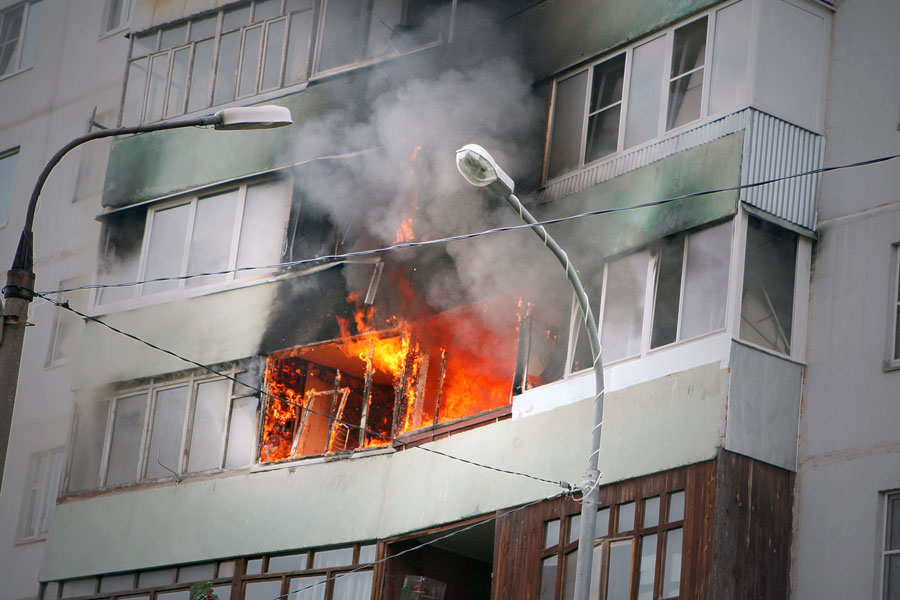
740,217 -> 797,354
667,17 -> 707,130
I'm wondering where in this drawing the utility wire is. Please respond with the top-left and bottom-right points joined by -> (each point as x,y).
270,491 -> 567,600
39,151 -> 900,296
35,291 -> 568,490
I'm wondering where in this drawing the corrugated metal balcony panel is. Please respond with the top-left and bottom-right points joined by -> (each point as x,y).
538,108 -> 824,231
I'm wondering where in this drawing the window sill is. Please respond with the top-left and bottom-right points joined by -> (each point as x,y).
731,337 -> 806,367
252,445 -> 396,473
98,25 -> 130,40
882,360 -> 900,373
0,65 -> 33,84
14,534 -> 48,546
61,465 -> 255,500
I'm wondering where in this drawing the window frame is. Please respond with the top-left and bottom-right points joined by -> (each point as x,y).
91,176 -> 292,313
45,275 -> 86,368
0,146 -> 20,227
15,447 -> 64,544
0,0 -> 41,81
886,244 -> 900,371
543,1 -> 748,184
882,490 -> 900,600
63,363 -> 260,495
100,0 -> 132,38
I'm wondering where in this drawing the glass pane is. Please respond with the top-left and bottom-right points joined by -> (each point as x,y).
43,451 -> 64,534
288,576 -> 326,600
650,237 -> 685,349
590,55 -> 625,113
246,558 -> 263,575
143,202 -> 190,296
68,400 -> 109,492
312,547 -> 354,568
189,15 -> 217,41
889,496 -> 900,550
662,528 -> 683,597
595,507 -> 610,539
245,580 -> 282,600
589,544 -> 603,600
0,150 -> 17,225
106,394 -> 147,486
218,560 -> 236,578
602,251 -> 649,362
585,105 -> 621,164
886,554 -> 900,600
671,17 -> 707,77
144,52 -> 170,123
317,0 -> 363,72
332,571 -> 373,600
543,519 -> 561,548
547,70 -> 588,179
223,5 -> 251,31
186,190 -> 239,287
562,550 -> 577,600
359,544 -> 376,563
709,1 -> 751,115
680,222 -> 731,340
214,30 -> 240,104
160,24 -> 187,49
255,0 -> 282,22
188,379 -> 230,472
104,0 -> 128,32
224,396 -> 258,469
268,552 -> 307,572
236,180 -> 289,278
234,369 -> 260,396
740,217 -> 797,354
539,555 -> 557,600
100,573 -> 134,593
132,31 -> 157,57
643,497 -> 660,528
895,306 -> 900,361
261,18 -> 286,90
165,47 -> 190,118
138,568 -> 175,587
0,6 -> 24,75
606,540 -> 633,600
122,58 -> 147,126
567,514 -> 581,544
284,8 -> 312,84
177,563 -> 216,583
238,25 -> 262,97
667,69 -> 703,130
214,589 -> 231,600
617,502 -> 635,533
145,385 -> 189,479
187,38 -> 214,113
365,0 -> 403,58
97,210 -> 145,305
19,0 -> 41,69
157,591 -> 189,600
60,578 -> 97,598
23,489 -> 40,538
668,491 -> 685,522
624,36 -> 665,149
637,534 -> 657,600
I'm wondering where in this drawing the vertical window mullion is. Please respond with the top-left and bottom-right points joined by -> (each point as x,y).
278,14 -> 290,88
640,253 -> 658,356
658,31 -> 673,138
675,237 -> 689,341
135,207 -> 157,299
98,399 -> 116,488
579,65 -> 593,168
208,12 -> 224,108
220,371 -> 237,469
138,386 -> 155,481
617,50 -> 633,153
255,21 -> 268,94
181,378 -> 199,474
180,199 -> 199,287
699,12 -> 714,120
227,185 -> 247,282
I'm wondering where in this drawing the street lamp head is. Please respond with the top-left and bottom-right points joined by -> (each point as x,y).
212,105 -> 293,130
455,144 -> 515,198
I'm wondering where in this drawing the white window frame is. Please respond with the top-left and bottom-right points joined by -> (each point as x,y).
64,364 -> 259,494
0,146 -> 19,228
15,447 -> 64,544
881,490 -> 900,600
44,275 -> 86,368
0,0 -> 41,81
91,176 -> 291,313
543,0 -> 748,184
100,0 -> 132,37
886,244 -> 900,371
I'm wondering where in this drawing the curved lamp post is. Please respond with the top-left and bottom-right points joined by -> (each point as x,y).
456,144 -> 604,600
0,105 -> 293,490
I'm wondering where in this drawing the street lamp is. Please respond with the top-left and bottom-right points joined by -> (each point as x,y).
0,105 -> 293,491
456,144 -> 605,600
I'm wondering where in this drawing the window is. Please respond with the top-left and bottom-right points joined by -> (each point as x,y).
890,246 -> 900,367
0,147 -> 19,226
66,364 -> 260,493
0,0 -> 41,78
45,276 -> 86,368
545,0 -> 751,180
121,0 -> 452,124
739,216 -> 797,355
101,0 -> 131,35
47,544 -> 375,600
16,448 -> 64,543
540,490 -> 685,599
884,492 -> 900,600
94,178 -> 291,308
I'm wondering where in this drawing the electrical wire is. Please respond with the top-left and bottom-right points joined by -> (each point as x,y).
270,491 -> 567,600
35,291 -> 568,490
38,151 -> 900,297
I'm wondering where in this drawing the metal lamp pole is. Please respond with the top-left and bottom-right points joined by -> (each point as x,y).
455,145 -> 604,600
0,106 -> 292,491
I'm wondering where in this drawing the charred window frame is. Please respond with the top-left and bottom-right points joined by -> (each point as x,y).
882,491 -> 900,600
0,0 -> 41,80
15,447 -> 64,544
93,177 -> 292,311
544,0 -> 752,182
539,490 -> 685,599
63,362 -> 261,495
45,543 -> 377,600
